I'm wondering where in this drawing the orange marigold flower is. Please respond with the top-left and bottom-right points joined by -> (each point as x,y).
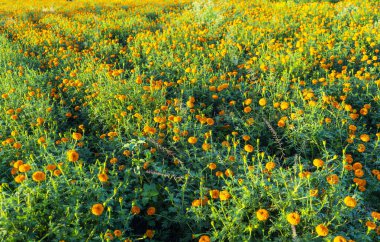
131,205 -> 141,215
354,169 -> 364,178
208,163 -> 217,170
32,171 -> 46,182
256,209 -> 269,221
315,224 -> 329,237
244,144 -> 254,153
209,189 -> 220,199
147,207 -> 156,216
46,164 -> 57,171
277,119 -> 286,127
98,173 -> 108,182
91,203 -> 104,216
357,144 -> 366,153
67,150 -> 79,162
286,212 -> 301,225
114,230 -> 122,237
366,221 -> 376,230
198,235 -> 210,242
343,196 -> 357,208
14,174 -> 26,183
145,229 -> 154,239
326,174 -> 339,185
371,211 -> 380,220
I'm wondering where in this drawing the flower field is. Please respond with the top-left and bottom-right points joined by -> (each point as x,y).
0,0 -> 379,241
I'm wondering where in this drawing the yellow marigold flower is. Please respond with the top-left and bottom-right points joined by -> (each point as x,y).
32,171 -> 46,182
280,102 -> 289,110
333,236 -> 347,242
259,98 -> 267,106
344,196 -> 357,208
310,189 -> 318,197
14,174 -> 26,183
286,212 -> 300,225
219,190 -> 231,201
18,164 -> 31,172
265,161 -> 276,171
198,235 -> 210,242
67,150 -> 79,162
91,203 -> 104,216
72,132 -> 82,140
188,136 -> 197,144
313,159 -> 324,168
256,209 -> 269,221
315,224 -> 329,237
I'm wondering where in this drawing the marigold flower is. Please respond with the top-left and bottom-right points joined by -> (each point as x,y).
147,207 -> 156,216
188,136 -> 197,144
259,98 -> 267,106
357,144 -> 366,153
313,159 -> 324,168
371,211 -> 380,220
131,205 -> 141,215
219,190 -> 231,201
343,196 -> 357,208
145,229 -> 154,239
277,119 -> 286,127
18,164 -> 31,172
209,189 -> 219,199
98,173 -> 108,182
32,171 -> 46,182
67,150 -> 79,162
208,163 -> 217,170
72,132 -> 82,140
91,203 -> 104,216
244,144 -> 254,153
359,134 -> 370,142
326,174 -> 339,185
256,209 -> 269,221
286,212 -> 300,225
114,230 -> 122,237
198,235 -> 210,242
315,224 -> 328,236
265,162 -> 276,171
366,221 -> 376,230
333,236 -> 347,242
14,174 -> 26,183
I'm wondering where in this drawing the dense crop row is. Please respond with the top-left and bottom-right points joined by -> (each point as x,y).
0,0 -> 379,241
